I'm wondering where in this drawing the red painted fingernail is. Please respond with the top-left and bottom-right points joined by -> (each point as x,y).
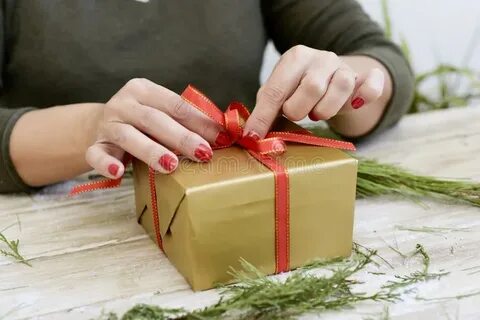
246,131 -> 260,141
159,154 -> 178,172
108,164 -> 119,176
308,112 -> 320,122
194,144 -> 213,162
351,97 -> 365,109
214,131 -> 231,146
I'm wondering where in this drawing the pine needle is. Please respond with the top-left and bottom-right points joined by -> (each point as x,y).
0,223 -> 31,267
382,244 -> 448,291
357,159 -> 480,207
184,245 -> 397,320
387,245 -> 408,260
364,306 -> 391,320
103,243 -> 450,320
122,306 -> 184,320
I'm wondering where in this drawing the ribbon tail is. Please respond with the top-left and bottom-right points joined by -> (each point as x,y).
68,178 -> 122,196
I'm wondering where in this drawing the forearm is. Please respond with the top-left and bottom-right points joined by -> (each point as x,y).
327,55 -> 393,138
10,103 -> 103,187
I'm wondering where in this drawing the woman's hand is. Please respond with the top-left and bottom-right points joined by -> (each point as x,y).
86,78 -> 229,179
244,45 -> 388,139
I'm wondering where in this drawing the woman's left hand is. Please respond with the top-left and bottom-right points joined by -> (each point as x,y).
243,45 -> 385,139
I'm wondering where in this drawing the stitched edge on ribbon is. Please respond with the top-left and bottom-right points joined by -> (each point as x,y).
182,85 -> 225,125
256,138 -> 287,155
268,131 -> 356,151
248,150 -> 290,273
227,101 -> 251,121
68,178 -> 122,196
148,167 -> 163,251
267,128 -> 312,136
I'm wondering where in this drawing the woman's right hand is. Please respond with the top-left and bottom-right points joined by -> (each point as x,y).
86,78 -> 230,178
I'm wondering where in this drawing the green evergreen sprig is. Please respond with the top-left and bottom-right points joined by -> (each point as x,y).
381,244 -> 448,291
101,244 -> 443,320
357,159 -> 480,207
0,224 -> 31,267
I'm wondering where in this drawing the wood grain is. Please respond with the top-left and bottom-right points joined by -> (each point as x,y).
1,107 -> 479,320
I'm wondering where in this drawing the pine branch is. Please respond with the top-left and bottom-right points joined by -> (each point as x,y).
185,247 -> 398,320
357,159 -> 480,207
0,224 -> 31,267
121,306 -> 184,320
382,244 -> 448,291
106,244 -> 445,320
302,129 -> 480,208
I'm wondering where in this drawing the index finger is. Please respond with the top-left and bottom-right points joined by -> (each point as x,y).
244,56 -> 307,139
119,78 -> 225,145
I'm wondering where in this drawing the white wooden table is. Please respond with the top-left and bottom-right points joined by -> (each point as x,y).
1,107 -> 479,320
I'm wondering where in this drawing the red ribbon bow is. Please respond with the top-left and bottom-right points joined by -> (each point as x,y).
70,85 -> 355,274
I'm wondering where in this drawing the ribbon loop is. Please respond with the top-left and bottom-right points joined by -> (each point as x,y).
181,86 -> 355,156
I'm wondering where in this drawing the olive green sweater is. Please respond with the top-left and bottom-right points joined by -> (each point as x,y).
0,0 -> 414,193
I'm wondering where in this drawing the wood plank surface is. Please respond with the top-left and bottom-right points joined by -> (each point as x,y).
1,107 -> 479,320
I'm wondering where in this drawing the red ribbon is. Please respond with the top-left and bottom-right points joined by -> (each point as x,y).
70,85 -> 355,274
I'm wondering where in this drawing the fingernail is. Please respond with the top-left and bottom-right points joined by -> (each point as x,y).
351,97 -> 365,109
159,154 -> 178,172
245,131 -> 260,141
214,131 -> 231,146
308,112 -> 320,122
108,164 -> 119,176
194,144 -> 213,162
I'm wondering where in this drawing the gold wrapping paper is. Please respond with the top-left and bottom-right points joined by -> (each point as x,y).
132,119 -> 358,291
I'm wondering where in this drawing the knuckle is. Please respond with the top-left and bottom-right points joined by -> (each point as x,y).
324,51 -> 339,63
104,101 -> 117,116
288,44 -> 308,58
178,132 -> 195,150
171,98 -> 191,120
251,113 -> 271,129
362,85 -> 382,100
124,78 -> 150,94
334,71 -> 355,91
198,122 -> 212,139
137,107 -> 156,131
259,85 -> 286,105
107,124 -> 127,145
85,145 -> 96,164
303,78 -> 326,96
315,109 -> 336,120
282,103 -> 304,121
147,150 -> 160,169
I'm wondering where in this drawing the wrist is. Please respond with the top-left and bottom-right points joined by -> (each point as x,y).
75,103 -> 104,151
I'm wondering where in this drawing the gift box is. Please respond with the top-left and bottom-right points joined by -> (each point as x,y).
132,86 -> 358,290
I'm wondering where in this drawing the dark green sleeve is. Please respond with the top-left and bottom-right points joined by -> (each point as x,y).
0,5 -> 32,193
0,107 -> 37,193
0,5 -> 34,193
261,0 -> 415,138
